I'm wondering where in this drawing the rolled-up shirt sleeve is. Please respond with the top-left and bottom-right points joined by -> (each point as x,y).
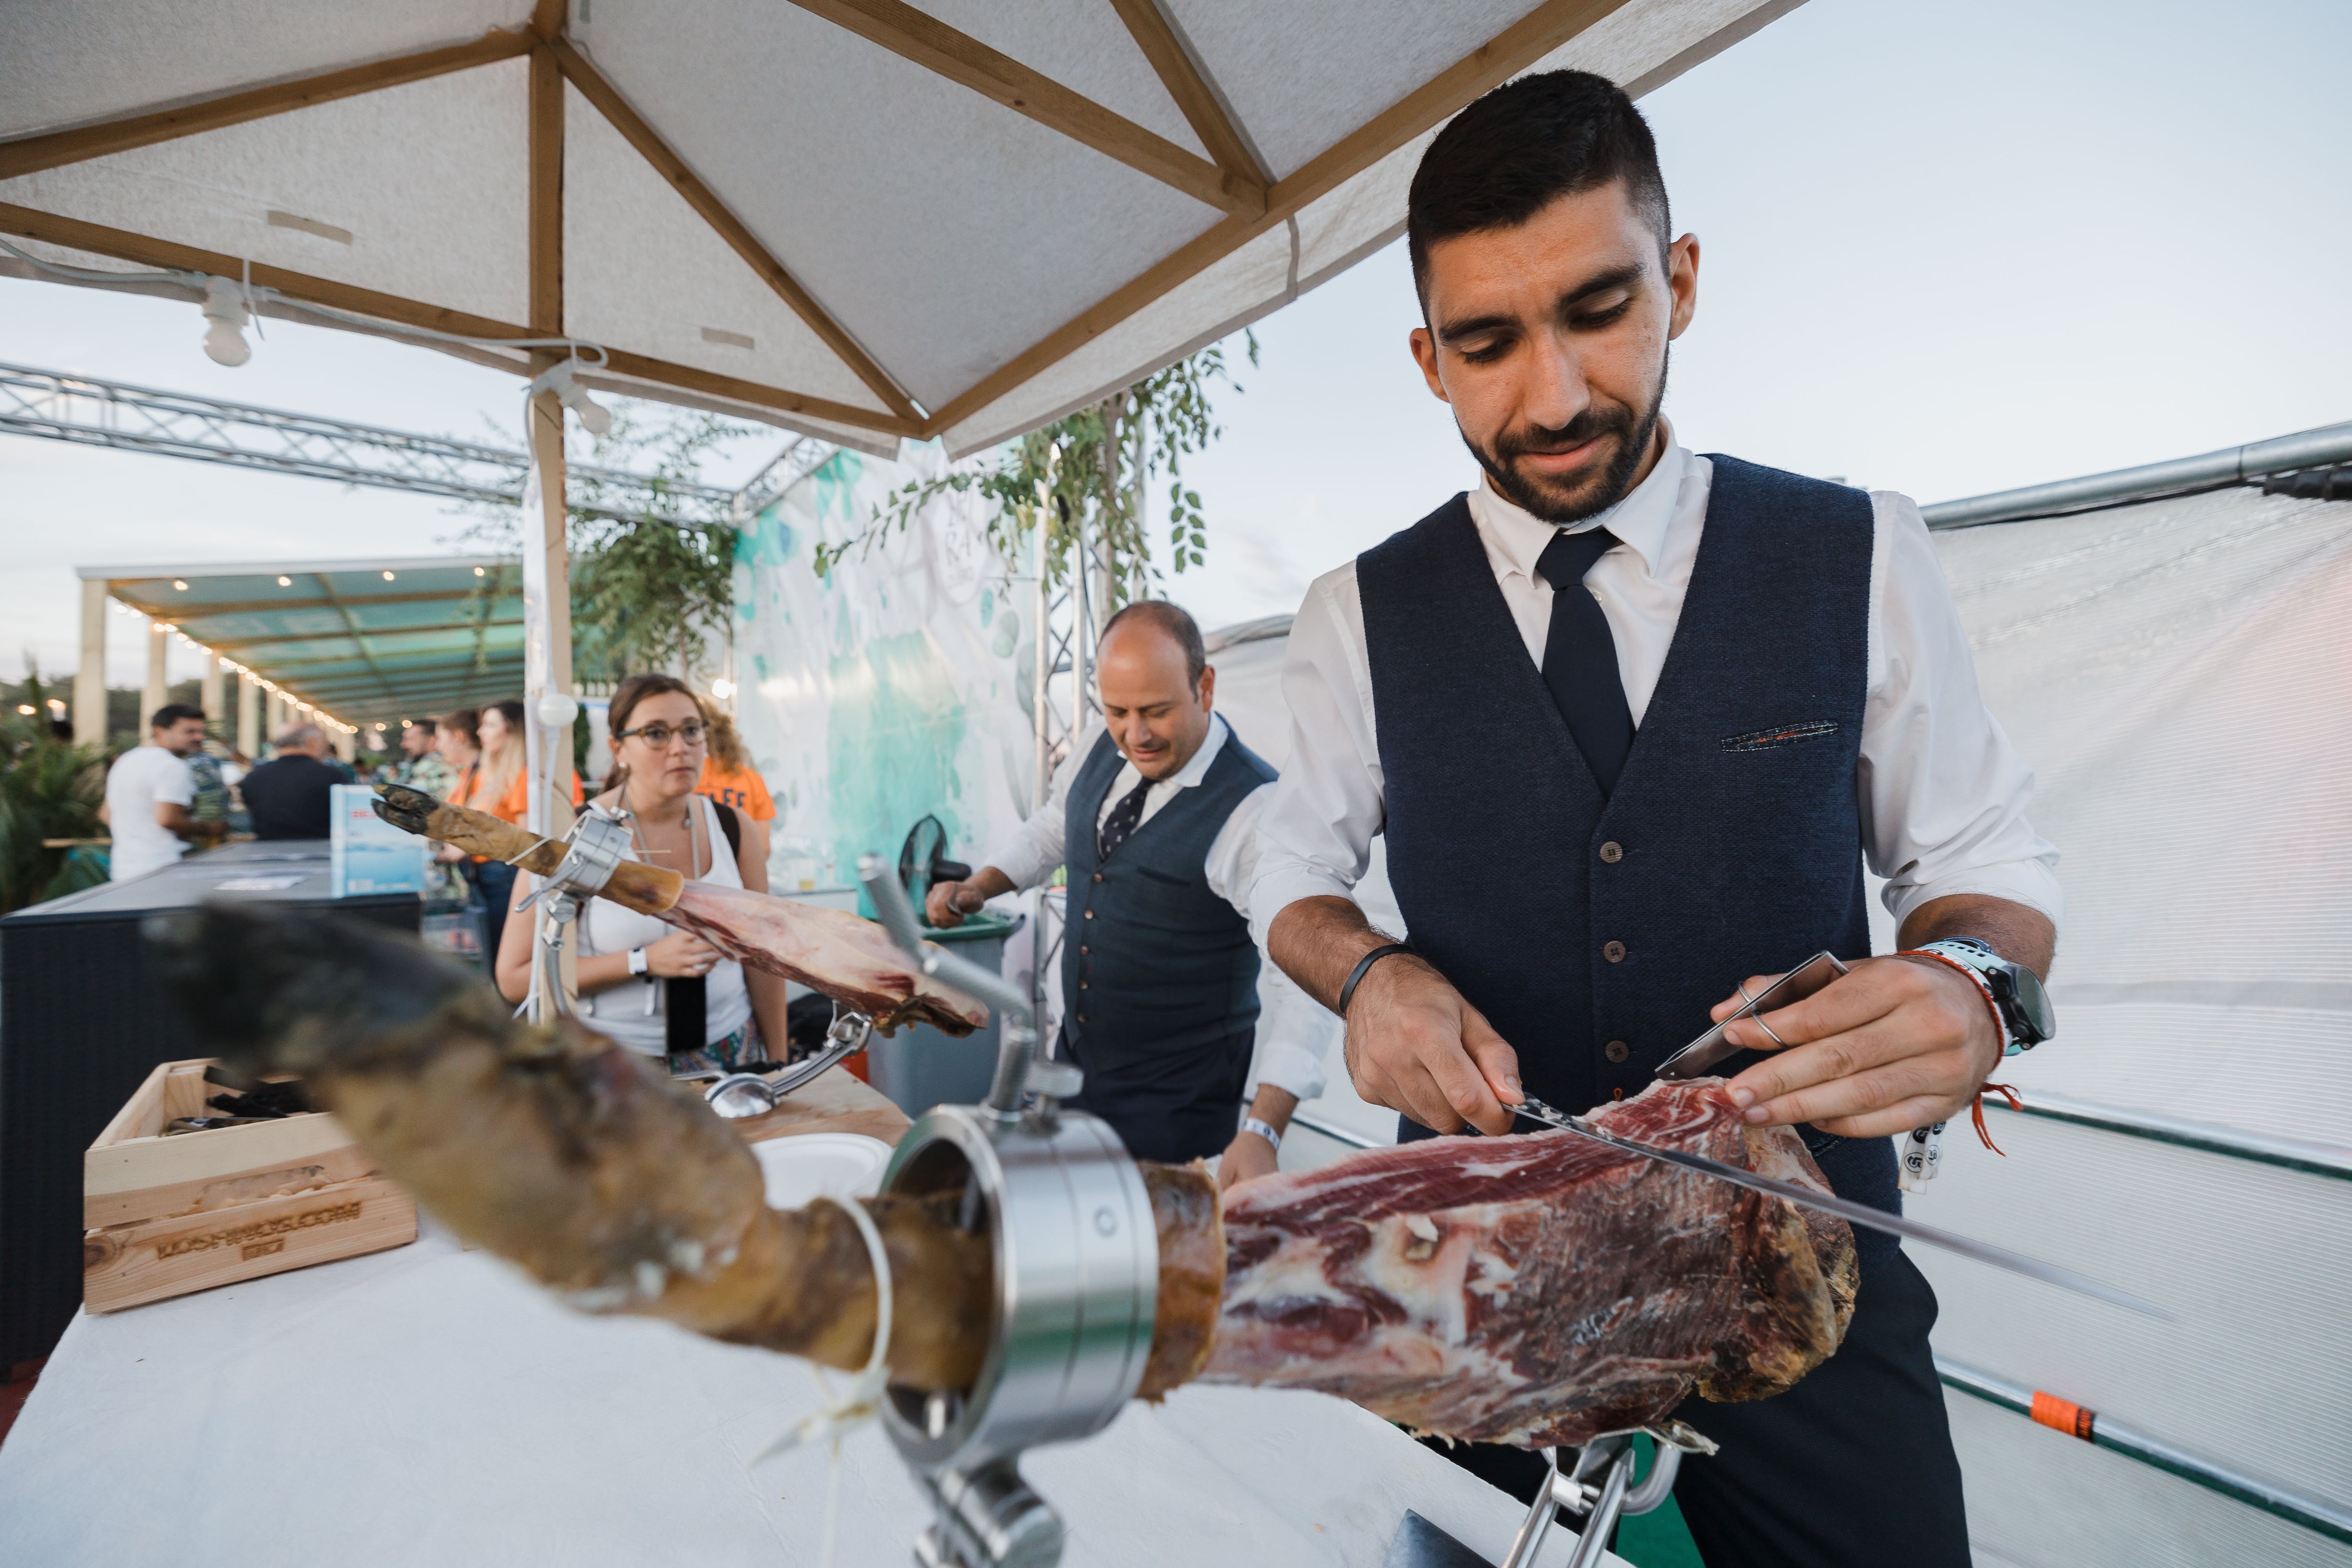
1248,563 -> 1389,929
1863,493 -> 2065,930
1208,783 -> 1335,1104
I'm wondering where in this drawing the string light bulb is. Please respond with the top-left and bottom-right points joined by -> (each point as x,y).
200,275 -> 252,367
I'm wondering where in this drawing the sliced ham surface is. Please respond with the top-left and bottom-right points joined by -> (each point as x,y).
1199,1079 -> 1858,1447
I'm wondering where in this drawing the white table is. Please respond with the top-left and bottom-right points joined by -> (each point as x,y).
0,1215 -> 1621,1567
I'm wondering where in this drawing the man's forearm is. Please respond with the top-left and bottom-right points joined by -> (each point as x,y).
1245,1084 -> 1299,1135
1896,893 -> 2056,978
1267,895 -> 1402,1014
965,866 -> 1017,901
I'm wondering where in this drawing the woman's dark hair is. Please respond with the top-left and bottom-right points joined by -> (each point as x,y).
602,673 -> 702,794
1406,69 -> 1670,311
487,699 -> 526,735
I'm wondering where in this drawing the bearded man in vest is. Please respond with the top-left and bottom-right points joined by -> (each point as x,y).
929,600 -> 1335,1171
1252,72 -> 2061,1568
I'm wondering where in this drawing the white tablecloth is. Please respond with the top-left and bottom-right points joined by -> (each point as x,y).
0,1213 -> 1620,1567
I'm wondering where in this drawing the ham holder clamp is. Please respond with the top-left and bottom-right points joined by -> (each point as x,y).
857,854 -> 1159,1568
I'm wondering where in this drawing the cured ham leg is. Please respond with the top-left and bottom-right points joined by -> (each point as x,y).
371,783 -> 983,1034
151,903 -> 1207,1397
150,905 -> 1851,1444
1201,1080 -> 1858,1448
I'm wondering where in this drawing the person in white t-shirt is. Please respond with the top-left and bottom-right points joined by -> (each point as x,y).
102,705 -> 222,881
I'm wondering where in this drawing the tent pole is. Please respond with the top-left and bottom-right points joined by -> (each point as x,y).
199,653 -> 224,740
143,619 -> 168,735
237,672 -> 260,757
75,581 -> 106,747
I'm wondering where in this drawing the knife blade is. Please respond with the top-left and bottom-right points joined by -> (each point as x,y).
1511,1093 -> 2169,1320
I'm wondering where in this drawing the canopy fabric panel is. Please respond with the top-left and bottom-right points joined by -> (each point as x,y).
0,0 -> 1799,457
90,556 -> 524,726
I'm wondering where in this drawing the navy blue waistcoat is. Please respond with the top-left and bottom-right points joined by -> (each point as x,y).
1357,457 -> 1897,1232
1062,726 -> 1275,1073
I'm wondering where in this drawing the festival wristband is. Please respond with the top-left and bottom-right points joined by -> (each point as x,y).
1240,1116 -> 1283,1152
1337,943 -> 1413,1018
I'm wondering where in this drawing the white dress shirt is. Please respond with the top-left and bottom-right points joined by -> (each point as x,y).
985,712 -> 1337,1102
1252,427 -> 2064,938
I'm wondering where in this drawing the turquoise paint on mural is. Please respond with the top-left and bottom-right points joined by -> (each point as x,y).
979,588 -> 994,626
826,631 -> 969,914
813,451 -> 866,525
738,511 -> 793,567
991,610 -> 1019,660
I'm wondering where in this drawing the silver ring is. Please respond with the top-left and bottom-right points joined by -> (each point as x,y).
1737,980 -> 1789,1048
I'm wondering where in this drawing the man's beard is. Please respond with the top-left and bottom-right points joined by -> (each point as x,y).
1465,354 -> 1669,525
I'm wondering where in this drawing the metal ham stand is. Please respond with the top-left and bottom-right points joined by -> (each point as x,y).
1389,1425 -> 1709,1568
858,855 -> 1159,1568
512,806 -> 879,1104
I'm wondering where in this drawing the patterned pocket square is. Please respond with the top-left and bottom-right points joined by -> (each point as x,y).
1722,720 -> 1841,751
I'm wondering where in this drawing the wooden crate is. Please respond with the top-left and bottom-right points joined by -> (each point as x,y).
82,1059 -> 416,1313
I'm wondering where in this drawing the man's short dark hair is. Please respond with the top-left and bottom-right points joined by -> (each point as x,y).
407,716 -> 437,734
1407,70 -> 1670,309
1100,600 -> 1207,690
151,703 -> 206,730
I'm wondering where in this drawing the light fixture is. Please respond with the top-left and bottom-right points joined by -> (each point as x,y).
709,677 -> 736,699
277,575 -> 292,587
381,570 -> 395,581
173,580 -> 188,591
526,359 -> 612,437
15,705 -> 32,716
473,565 -> 486,576
200,275 -> 252,367
156,622 -> 175,633
46,700 -> 64,715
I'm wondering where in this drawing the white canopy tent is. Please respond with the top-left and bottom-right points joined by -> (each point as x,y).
0,0 -> 1796,455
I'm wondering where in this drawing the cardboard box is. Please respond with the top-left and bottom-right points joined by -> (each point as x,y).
82,1059 -> 415,1313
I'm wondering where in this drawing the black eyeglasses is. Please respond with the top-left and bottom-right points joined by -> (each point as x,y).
615,721 -> 707,748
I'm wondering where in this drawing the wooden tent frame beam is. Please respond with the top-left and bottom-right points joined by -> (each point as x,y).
548,39 -> 922,423
0,203 -> 920,437
785,0 -> 1266,217
926,0 -> 1634,434
1106,0 -> 1268,186
0,30 -> 535,181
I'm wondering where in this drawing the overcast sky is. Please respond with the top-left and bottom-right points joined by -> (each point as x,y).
5,0 -> 2346,681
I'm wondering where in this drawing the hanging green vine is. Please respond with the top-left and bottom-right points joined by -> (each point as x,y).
814,333 -> 1257,593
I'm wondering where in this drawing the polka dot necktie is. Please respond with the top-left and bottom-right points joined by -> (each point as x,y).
1534,526 -> 1636,796
1096,777 -> 1154,860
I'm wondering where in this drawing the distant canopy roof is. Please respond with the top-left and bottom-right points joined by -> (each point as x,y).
89,556 -> 525,727
0,0 -> 1798,458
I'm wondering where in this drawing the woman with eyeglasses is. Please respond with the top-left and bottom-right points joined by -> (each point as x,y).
491,673 -> 789,1075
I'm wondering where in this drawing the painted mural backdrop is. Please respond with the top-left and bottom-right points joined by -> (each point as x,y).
731,448 -> 1036,902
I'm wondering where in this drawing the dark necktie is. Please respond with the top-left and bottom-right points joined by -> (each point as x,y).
1096,777 -> 1153,860
1534,527 -> 1636,796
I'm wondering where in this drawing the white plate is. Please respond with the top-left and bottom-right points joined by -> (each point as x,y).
750,1132 -> 893,1211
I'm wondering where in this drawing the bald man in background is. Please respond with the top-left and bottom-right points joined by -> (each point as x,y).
929,601 -> 1335,1174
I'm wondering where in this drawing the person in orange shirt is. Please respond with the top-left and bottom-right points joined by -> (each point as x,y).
695,706 -> 772,872
466,700 -> 582,968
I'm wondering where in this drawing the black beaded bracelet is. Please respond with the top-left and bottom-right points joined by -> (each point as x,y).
1337,942 -> 1413,1018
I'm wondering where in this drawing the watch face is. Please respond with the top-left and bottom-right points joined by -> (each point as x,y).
2004,963 -> 2055,1043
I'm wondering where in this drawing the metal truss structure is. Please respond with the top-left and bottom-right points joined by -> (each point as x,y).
0,360 -> 831,527
1025,510 -> 1116,1032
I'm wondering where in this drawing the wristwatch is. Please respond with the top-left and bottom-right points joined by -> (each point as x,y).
1912,938 -> 2055,1055
627,947 -> 650,977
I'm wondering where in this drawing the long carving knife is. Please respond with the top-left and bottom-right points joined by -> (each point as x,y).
1510,1094 -> 2169,1320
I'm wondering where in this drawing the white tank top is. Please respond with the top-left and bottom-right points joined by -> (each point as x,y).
574,794 -> 752,1056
